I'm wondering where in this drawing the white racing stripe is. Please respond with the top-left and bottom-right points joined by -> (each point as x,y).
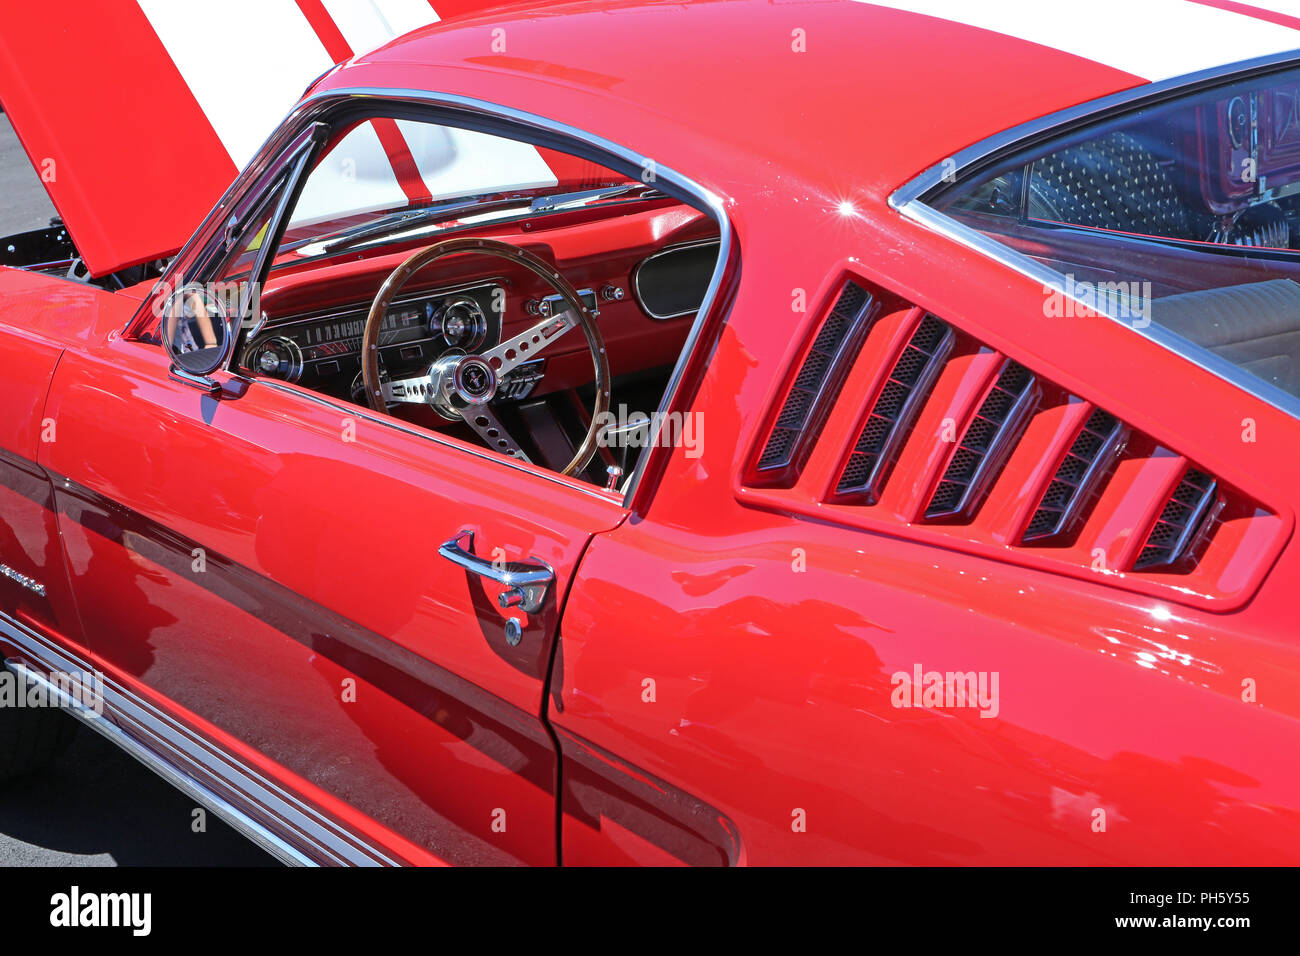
321,0 -> 440,58
856,0 -> 1300,81
137,0 -> 335,169
291,119 -> 557,226
137,0 -> 556,208
307,0 -> 554,219
401,119 -> 557,200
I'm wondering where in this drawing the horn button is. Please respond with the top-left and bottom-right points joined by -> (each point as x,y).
453,356 -> 497,404
428,353 -> 500,420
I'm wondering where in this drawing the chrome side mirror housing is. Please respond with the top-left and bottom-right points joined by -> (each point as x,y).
160,283 -> 236,385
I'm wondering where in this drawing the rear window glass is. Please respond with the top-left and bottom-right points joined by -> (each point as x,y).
926,65 -> 1300,404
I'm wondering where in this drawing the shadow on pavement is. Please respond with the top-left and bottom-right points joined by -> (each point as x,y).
0,722 -> 277,866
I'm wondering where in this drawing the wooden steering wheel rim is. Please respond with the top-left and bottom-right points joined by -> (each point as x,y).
360,237 -> 611,477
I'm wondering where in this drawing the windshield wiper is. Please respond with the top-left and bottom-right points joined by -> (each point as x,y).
308,183 -> 665,255
527,183 -> 662,213
311,195 -> 529,253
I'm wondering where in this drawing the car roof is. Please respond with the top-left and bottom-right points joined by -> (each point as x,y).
4,0 -> 1295,276
324,0 -> 1300,211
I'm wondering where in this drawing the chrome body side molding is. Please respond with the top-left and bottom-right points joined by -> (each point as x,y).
0,611 -> 399,867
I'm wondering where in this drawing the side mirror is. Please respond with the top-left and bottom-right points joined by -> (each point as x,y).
160,283 -> 235,380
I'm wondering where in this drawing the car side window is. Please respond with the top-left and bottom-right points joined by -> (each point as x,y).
927,65 -> 1300,408
187,109 -> 725,491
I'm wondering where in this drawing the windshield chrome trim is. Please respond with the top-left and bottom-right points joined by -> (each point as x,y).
279,194 -> 661,265
890,49 -> 1300,423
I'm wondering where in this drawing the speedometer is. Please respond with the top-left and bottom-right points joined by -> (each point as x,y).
434,296 -> 488,351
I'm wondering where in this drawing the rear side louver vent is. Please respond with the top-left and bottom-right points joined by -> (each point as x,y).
926,360 -> 1039,520
1135,468 -> 1221,571
738,277 -> 1285,611
738,278 -> 1285,610
835,314 -> 953,502
1022,408 -> 1128,542
755,282 -> 877,483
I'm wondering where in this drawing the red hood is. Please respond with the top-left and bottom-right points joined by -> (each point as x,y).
0,0 -> 527,277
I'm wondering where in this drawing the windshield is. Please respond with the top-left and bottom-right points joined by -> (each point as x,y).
927,63 -> 1300,405
274,116 -> 638,263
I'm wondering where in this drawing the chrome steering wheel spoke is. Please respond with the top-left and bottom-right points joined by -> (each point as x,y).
380,370 -> 436,405
478,310 -> 579,379
463,404 -> 532,462
362,237 -> 609,476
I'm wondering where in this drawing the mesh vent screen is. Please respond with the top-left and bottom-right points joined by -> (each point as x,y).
834,314 -> 953,500
1023,408 -> 1124,542
757,282 -> 874,475
925,360 -> 1037,520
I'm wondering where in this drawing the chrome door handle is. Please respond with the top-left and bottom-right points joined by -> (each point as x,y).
438,530 -> 554,614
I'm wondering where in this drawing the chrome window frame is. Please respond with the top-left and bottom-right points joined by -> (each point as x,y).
125,88 -> 735,511
890,49 -> 1300,423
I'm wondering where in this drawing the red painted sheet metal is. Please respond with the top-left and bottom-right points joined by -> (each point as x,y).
0,3 -> 237,276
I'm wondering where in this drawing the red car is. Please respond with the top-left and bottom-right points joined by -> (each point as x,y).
0,0 -> 1299,866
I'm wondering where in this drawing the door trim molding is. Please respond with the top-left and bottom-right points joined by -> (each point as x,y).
0,609 -> 404,867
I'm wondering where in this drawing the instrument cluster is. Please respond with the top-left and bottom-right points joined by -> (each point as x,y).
240,282 -> 504,394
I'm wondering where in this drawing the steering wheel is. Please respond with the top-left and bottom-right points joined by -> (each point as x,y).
361,237 -> 610,477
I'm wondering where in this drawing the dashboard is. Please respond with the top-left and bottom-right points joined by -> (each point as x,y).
239,281 -> 553,406
234,203 -> 721,415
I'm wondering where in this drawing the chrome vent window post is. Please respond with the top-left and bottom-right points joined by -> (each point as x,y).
1134,468 -> 1223,571
1022,407 -> 1128,543
926,360 -> 1040,521
753,281 -> 878,485
835,314 -> 954,503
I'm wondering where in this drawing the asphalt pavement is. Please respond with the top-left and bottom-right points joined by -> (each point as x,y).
0,109 -> 275,867
0,722 -> 275,866
0,112 -> 57,234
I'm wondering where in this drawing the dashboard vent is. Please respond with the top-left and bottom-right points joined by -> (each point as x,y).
1134,467 -> 1221,571
1022,408 -> 1127,543
754,282 -> 877,483
926,360 -> 1039,521
835,314 -> 953,502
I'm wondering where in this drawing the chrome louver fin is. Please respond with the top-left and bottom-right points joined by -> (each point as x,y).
754,281 -> 877,482
1134,467 -> 1221,571
1022,407 -> 1127,543
925,360 -> 1039,521
835,313 -> 953,502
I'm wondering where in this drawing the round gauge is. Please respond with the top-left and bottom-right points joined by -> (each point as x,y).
247,336 -> 303,381
350,368 -> 395,408
1227,96 -> 1248,150
434,296 -> 488,352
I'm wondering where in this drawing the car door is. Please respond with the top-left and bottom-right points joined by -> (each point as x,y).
39,326 -> 625,865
